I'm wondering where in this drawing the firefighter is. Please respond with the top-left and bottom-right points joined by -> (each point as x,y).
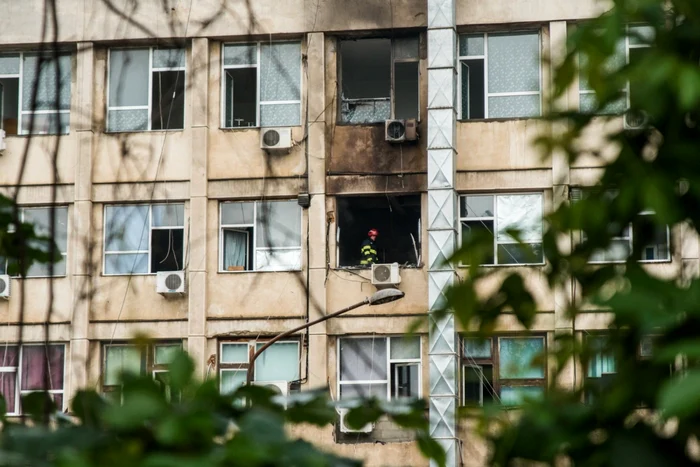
360,228 -> 379,265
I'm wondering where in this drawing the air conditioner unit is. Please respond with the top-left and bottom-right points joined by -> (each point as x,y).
260,128 -> 293,150
156,271 -> 185,296
253,381 -> 290,408
371,262 -> 401,286
385,119 -> 417,143
623,109 -> 648,130
0,129 -> 6,153
338,408 -> 374,433
0,275 -> 9,300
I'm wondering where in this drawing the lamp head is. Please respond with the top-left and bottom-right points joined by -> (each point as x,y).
368,288 -> 405,306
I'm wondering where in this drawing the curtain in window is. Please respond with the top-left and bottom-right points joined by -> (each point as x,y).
487,33 -> 540,118
0,372 -> 16,413
259,43 -> 301,126
21,54 -> 71,112
255,342 -> 299,382
255,201 -> 301,271
21,345 -> 64,391
339,338 -> 388,399
221,370 -> 246,395
108,49 -> 149,132
223,230 -> 248,269
496,195 -> 542,244
588,338 -> 617,377
104,346 -> 142,386
23,207 -> 68,276
104,205 -> 149,274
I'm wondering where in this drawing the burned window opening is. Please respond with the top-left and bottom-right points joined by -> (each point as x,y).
339,37 -> 419,124
337,195 -> 421,268
224,68 -> 257,128
151,70 -> 185,130
0,78 -> 19,135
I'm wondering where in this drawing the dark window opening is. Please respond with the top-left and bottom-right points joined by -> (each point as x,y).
628,47 -> 647,110
391,362 -> 420,399
151,229 -> 184,272
460,59 -> 485,120
224,68 -> 257,128
151,70 -> 185,130
0,78 -> 19,135
337,195 -> 421,267
394,62 -> 419,120
222,227 -> 254,271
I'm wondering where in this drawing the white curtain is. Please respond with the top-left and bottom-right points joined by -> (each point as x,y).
223,230 -> 248,269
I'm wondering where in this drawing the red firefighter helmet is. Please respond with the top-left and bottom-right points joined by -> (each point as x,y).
368,229 -> 378,237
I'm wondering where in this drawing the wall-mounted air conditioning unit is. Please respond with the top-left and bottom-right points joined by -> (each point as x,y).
385,119 -> 417,143
0,275 -> 10,300
338,408 -> 374,433
260,128 -> 293,150
156,271 -> 186,296
371,262 -> 401,286
623,109 -> 648,130
0,129 -> 6,154
253,381 -> 290,408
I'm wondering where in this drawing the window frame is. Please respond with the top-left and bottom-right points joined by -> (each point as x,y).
1,205 -> 70,278
457,30 -> 542,121
461,335 -> 547,407
101,342 -> 182,395
102,203 -> 186,276
106,46 -> 187,133
0,343 -> 67,416
458,192 -> 545,266
337,35 -> 421,125
218,339 -> 301,395
218,200 -> 303,273
0,51 -> 72,135
336,335 -> 423,401
219,41 -> 303,129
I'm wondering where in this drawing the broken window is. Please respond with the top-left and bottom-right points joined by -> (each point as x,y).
462,336 -> 545,407
0,344 -> 65,415
579,24 -> 653,114
103,204 -> 185,275
107,47 -> 185,132
1,206 -> 69,277
459,32 -> 541,120
219,200 -> 302,272
339,36 -> 419,124
459,193 -> 544,265
336,195 -> 421,267
221,42 -> 301,128
338,336 -> 421,401
0,52 -> 71,135
219,340 -> 300,395
103,342 -> 181,402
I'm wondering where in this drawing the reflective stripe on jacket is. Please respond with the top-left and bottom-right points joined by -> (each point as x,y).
360,239 -> 378,265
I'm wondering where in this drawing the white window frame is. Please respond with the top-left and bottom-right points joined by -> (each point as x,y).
218,200 -> 303,273
458,193 -> 545,266
218,340 -> 301,394
578,24 -> 653,113
0,51 -> 71,135
588,210 -> 671,264
102,342 -> 182,395
0,343 -> 67,416
106,47 -> 187,133
1,205 -> 69,278
337,335 -> 422,401
102,203 -> 186,276
457,31 -> 542,120
220,41 -> 303,129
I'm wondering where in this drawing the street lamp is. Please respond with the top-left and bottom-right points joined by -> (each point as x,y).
246,288 -> 405,384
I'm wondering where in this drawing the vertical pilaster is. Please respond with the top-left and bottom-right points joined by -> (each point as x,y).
69,42 -> 94,400
306,32 -> 328,389
427,0 -> 459,465
188,38 -> 209,378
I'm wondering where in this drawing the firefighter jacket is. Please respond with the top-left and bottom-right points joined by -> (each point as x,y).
360,238 -> 379,265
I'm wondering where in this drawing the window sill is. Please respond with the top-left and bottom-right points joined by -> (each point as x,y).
457,262 -> 546,268
458,116 -> 541,123
335,264 -> 421,270
588,258 -> 672,265
5,133 -> 70,138
104,129 -> 185,135
218,269 -> 302,274
335,120 -> 420,127
5,275 -> 68,279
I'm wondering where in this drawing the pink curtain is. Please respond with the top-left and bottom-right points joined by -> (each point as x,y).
0,346 -> 19,413
21,345 -> 64,391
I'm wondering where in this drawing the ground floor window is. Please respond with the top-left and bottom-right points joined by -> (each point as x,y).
218,340 -> 300,395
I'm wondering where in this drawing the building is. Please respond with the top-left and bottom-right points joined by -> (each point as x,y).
0,1 -> 688,466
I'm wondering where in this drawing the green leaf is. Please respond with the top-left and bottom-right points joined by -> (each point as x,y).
416,431 -> 446,467
658,370 -> 700,417
168,350 -> 195,391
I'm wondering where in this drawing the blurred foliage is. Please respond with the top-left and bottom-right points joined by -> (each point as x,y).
0,350 -> 444,467
445,0 -> 700,465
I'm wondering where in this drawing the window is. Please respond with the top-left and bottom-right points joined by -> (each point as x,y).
0,206 -> 69,277
107,47 -> 185,132
338,336 -> 421,401
221,42 -> 301,128
462,336 -> 545,406
584,335 -> 616,403
459,32 -> 541,120
0,344 -> 65,415
459,194 -> 544,265
219,200 -> 302,272
103,204 -> 185,275
102,342 -> 181,399
219,340 -> 300,394
579,25 -> 654,114
336,195 -> 421,267
0,52 -> 71,135
339,37 -> 420,124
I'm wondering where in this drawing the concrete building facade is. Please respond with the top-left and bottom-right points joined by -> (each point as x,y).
0,1 -> 692,465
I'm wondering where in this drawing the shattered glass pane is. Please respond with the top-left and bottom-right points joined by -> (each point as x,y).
464,338 -> 491,359
496,194 -> 543,243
